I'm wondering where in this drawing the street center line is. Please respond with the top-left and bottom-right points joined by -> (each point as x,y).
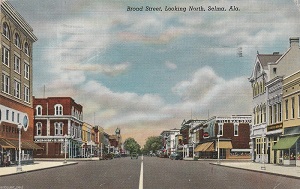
139,155 -> 143,189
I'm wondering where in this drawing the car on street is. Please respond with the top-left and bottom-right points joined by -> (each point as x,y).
169,153 -> 183,160
131,152 -> 138,159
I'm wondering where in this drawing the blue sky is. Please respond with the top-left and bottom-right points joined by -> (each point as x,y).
8,0 -> 300,145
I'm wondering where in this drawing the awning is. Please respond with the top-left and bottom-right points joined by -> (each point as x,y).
3,139 -> 43,150
272,135 -> 300,150
217,141 -> 233,149
195,142 -> 214,152
0,138 -> 15,149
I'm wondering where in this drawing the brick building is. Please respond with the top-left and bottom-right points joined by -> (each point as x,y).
33,97 -> 83,158
0,1 -> 39,166
194,115 -> 252,159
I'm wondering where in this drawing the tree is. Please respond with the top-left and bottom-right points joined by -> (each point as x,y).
124,137 -> 141,154
143,136 -> 163,154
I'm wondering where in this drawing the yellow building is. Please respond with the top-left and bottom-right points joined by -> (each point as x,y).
273,70 -> 300,166
82,122 -> 96,158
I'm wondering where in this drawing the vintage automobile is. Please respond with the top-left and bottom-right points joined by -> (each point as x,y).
131,152 -> 138,159
169,153 -> 183,160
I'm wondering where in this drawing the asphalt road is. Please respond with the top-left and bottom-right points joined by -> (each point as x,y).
0,156 -> 299,189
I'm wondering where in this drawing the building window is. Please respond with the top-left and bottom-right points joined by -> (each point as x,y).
274,104 -> 277,123
273,67 -> 277,74
24,86 -> 30,103
278,103 -> 282,122
36,122 -> 42,136
14,55 -> 20,74
36,105 -> 42,116
218,123 -> 223,136
263,105 -> 266,123
291,97 -> 295,119
3,22 -> 10,39
0,109 -> 1,120
6,110 -> 9,121
234,123 -> 239,136
2,46 -> 10,67
269,106 -> 273,124
12,111 -> 15,122
14,33 -> 21,48
54,122 -> 63,136
285,100 -> 289,120
14,80 -> 21,98
24,63 -> 30,79
54,104 -> 63,115
298,95 -> 300,118
24,42 -> 29,55
17,113 -> 20,123
2,74 -> 10,94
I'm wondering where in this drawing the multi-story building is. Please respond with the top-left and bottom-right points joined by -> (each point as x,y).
0,1 -> 39,166
194,115 -> 251,160
250,37 -> 300,165
273,70 -> 300,166
82,122 -> 97,158
180,119 -> 204,158
249,52 -> 282,163
160,128 -> 180,156
33,97 -> 83,158
266,76 -> 283,164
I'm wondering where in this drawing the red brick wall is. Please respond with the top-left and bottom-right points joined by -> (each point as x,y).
0,95 -> 34,141
215,123 -> 250,149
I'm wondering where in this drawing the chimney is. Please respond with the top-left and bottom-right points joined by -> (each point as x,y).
290,37 -> 299,47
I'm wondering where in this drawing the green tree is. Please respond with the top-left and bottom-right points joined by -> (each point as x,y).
124,137 -> 141,154
143,136 -> 163,154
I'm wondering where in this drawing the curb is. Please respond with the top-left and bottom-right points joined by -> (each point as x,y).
209,162 -> 300,180
0,162 -> 78,178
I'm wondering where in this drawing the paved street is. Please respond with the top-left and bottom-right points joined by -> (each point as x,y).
0,157 -> 300,189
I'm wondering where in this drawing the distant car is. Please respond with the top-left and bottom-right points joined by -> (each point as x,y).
103,153 -> 114,160
169,153 -> 183,160
131,152 -> 138,159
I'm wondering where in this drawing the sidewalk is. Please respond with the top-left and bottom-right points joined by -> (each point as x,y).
211,161 -> 300,179
0,161 -> 77,177
183,157 -> 300,179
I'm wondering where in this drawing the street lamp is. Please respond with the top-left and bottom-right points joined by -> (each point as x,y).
261,134 -> 266,170
217,135 -> 221,164
64,134 -> 67,164
16,123 -> 23,172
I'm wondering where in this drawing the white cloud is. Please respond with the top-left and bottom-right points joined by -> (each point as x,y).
165,61 -> 177,70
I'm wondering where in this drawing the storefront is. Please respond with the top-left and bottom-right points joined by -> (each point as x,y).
272,135 -> 299,166
195,140 -> 233,159
0,138 -> 42,166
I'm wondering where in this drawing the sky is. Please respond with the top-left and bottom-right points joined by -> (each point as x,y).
8,0 -> 300,146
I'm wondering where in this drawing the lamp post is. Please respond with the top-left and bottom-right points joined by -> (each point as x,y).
64,134 -> 67,164
16,124 -> 23,172
192,141 -> 195,160
261,134 -> 266,170
217,135 -> 221,164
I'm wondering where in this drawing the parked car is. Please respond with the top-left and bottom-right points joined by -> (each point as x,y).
131,152 -> 138,159
169,153 -> 183,160
103,153 -> 114,160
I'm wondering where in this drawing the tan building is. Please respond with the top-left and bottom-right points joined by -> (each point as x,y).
82,122 -> 97,158
274,70 -> 300,166
0,1 -> 39,166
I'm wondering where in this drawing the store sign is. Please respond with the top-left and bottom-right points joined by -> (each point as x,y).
267,124 -> 283,132
34,138 -> 65,143
203,132 -> 210,138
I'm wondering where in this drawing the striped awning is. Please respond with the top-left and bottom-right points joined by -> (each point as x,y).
2,139 -> 43,150
0,138 -> 15,149
195,142 -> 214,152
216,141 -> 233,149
